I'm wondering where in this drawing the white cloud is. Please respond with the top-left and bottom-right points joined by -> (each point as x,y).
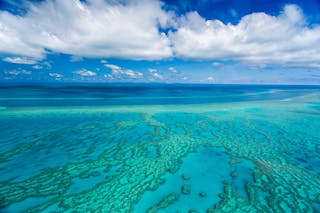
0,0 -> 173,60
104,74 -> 113,79
32,65 -> 43,69
49,72 -> 63,78
148,68 -> 163,79
104,64 -> 121,71
207,76 -> 215,81
74,68 -> 96,76
212,62 -> 223,68
152,72 -> 163,79
6,70 -> 20,76
245,63 -> 267,69
105,63 -> 143,79
168,66 -> 177,73
5,69 -> 32,75
125,69 -> 143,78
148,68 -> 157,73
170,4 -> 320,67
3,57 -> 37,64
21,70 -> 32,75
1,2 -> 320,68
42,61 -> 52,69
70,55 -> 83,62
49,72 -> 63,80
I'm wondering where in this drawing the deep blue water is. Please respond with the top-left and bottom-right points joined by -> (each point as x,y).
1,83 -> 319,106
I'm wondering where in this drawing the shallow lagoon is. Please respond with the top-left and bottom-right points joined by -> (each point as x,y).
0,84 -> 320,212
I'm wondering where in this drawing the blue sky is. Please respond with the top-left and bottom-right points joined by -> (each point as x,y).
1,0 -> 320,84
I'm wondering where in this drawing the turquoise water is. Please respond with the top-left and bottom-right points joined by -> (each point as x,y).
0,84 -> 320,212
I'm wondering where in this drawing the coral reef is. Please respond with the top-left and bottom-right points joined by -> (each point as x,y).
0,99 -> 320,212
181,184 -> 191,195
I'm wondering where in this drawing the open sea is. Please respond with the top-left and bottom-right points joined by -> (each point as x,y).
0,84 -> 320,212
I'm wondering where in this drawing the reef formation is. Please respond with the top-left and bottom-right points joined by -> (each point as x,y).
0,99 -> 320,212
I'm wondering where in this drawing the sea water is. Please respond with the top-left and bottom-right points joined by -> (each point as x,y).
0,84 -> 320,212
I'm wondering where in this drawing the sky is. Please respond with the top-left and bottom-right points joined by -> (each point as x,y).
1,0 -> 320,84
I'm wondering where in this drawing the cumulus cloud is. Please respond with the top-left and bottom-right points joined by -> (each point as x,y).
148,68 -> 163,79
3,57 -> 37,64
22,70 -> 32,74
1,2 -> 320,68
5,70 -> 20,76
170,4 -> 320,67
168,66 -> 177,73
104,64 -> 121,71
42,61 -> 52,69
0,0 -> 173,60
105,63 -> 143,79
49,72 -> 63,78
49,72 -> 63,80
32,65 -> 43,69
70,55 -> 83,62
148,68 -> 157,73
212,62 -> 223,68
74,68 -> 96,76
153,72 -> 163,79
207,76 -> 215,81
5,69 -> 32,75
104,74 -> 113,79
123,69 -> 143,78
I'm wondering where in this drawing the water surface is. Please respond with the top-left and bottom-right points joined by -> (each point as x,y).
1,84 -> 320,212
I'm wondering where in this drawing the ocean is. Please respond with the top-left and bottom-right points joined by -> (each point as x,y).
0,84 -> 320,212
